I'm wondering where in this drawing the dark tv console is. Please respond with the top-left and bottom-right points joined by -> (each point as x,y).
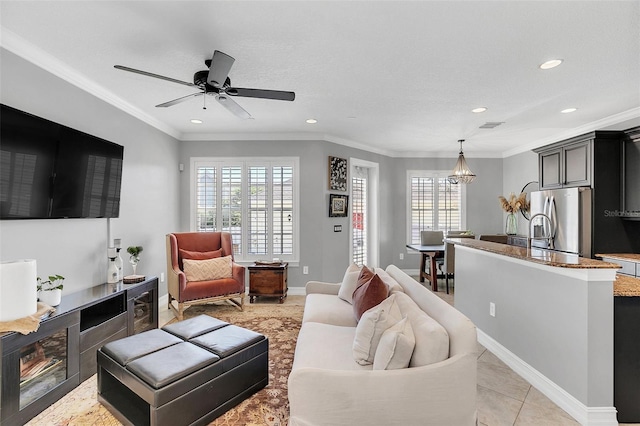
0,277 -> 158,425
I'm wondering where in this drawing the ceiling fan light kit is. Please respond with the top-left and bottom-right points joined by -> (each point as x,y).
448,139 -> 476,184
114,50 -> 295,119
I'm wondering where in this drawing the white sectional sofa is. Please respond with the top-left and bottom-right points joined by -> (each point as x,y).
288,264 -> 478,426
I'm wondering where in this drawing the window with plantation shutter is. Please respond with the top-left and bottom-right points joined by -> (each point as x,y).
192,158 -> 299,262
407,170 -> 466,244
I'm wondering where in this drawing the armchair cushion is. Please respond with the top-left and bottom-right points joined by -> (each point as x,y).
179,248 -> 223,266
183,256 -> 233,282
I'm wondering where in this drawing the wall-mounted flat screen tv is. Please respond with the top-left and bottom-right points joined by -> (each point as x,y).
0,104 -> 124,219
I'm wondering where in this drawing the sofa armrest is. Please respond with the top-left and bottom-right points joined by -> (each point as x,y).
305,281 -> 340,295
288,353 -> 477,426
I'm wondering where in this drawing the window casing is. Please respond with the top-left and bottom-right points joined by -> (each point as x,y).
191,157 -> 299,263
407,170 -> 466,244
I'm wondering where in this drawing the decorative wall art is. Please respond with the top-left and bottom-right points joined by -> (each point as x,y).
329,194 -> 349,217
328,156 -> 348,191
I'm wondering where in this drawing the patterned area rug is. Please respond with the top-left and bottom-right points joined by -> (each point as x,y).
27,301 -> 304,426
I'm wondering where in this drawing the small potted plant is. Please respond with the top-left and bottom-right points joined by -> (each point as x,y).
127,245 -> 143,275
37,274 -> 65,306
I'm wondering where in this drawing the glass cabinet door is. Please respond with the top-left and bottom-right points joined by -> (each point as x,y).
19,329 -> 68,409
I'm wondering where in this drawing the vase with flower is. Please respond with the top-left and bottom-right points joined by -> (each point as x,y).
498,192 -> 529,235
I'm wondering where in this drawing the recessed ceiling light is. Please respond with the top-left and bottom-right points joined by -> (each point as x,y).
540,59 -> 563,70
306,118 -> 317,124
472,107 -> 487,113
190,119 -> 203,124
561,108 -> 577,113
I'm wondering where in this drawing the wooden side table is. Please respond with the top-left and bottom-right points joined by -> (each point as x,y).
248,263 -> 288,303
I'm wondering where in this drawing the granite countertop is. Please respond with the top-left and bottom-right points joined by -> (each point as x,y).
595,253 -> 640,262
445,238 -> 620,269
614,274 -> 640,297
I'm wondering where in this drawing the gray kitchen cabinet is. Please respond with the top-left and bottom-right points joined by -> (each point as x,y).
622,127 -> 640,218
534,131 -> 620,190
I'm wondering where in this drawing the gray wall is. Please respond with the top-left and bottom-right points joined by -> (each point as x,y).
503,150 -> 539,235
389,156 -> 505,270
179,142 -> 505,284
0,48 -> 181,295
455,245 -> 614,409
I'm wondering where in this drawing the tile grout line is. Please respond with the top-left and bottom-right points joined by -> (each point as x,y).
512,384 -> 532,425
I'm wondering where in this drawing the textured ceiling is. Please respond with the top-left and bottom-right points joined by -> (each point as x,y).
1,1 -> 639,157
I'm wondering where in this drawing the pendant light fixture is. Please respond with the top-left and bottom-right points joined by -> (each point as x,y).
447,139 -> 476,184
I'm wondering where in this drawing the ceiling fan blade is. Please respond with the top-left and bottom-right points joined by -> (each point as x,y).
114,65 -> 198,88
215,94 -> 252,119
225,87 -> 295,101
156,92 -> 203,108
207,51 -> 235,88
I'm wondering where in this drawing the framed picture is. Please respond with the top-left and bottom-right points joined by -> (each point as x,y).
329,194 -> 349,217
328,156 -> 348,191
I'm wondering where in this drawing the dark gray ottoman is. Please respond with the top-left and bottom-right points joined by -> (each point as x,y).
97,315 -> 268,426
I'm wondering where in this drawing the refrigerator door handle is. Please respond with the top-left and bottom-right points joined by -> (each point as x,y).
542,196 -> 550,238
548,195 -> 557,249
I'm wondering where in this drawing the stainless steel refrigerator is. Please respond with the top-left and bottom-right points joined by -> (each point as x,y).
530,187 -> 592,256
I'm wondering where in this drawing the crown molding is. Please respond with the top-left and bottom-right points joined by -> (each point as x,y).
501,107 -> 640,158
3,26 -> 637,160
0,27 -> 181,139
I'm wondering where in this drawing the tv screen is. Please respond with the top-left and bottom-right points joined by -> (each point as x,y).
0,104 -> 124,219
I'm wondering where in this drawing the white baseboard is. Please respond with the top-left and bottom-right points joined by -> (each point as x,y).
402,268 -> 420,277
477,329 -> 618,426
158,293 -> 168,311
287,287 -> 305,296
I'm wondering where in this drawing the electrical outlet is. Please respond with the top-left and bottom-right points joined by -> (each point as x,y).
489,302 -> 496,317
399,253 -> 404,260
160,272 -> 165,283
303,266 -> 309,274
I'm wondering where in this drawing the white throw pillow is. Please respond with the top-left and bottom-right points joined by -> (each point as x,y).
393,292 -> 449,367
183,255 -> 233,281
352,294 -> 402,365
338,263 -> 362,304
373,317 -> 415,370
374,268 -> 405,294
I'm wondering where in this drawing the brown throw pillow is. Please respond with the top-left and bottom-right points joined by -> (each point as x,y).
352,274 -> 389,321
357,265 -> 375,287
179,248 -> 223,261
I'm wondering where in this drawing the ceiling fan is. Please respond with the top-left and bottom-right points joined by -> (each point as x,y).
114,50 -> 295,119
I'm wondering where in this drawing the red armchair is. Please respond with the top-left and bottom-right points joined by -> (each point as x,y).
166,232 -> 245,320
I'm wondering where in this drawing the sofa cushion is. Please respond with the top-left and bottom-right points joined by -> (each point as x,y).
302,294 -> 358,327
292,322 -> 372,371
337,263 -> 361,304
373,317 -> 415,370
352,294 -> 402,365
352,274 -> 388,321
183,255 -> 233,281
374,268 -> 404,294
394,292 -> 449,367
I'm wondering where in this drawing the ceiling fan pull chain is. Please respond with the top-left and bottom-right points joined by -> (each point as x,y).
203,92 -> 207,110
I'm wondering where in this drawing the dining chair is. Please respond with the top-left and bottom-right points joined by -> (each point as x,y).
420,230 -> 444,246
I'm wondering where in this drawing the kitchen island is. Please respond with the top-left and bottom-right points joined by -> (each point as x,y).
448,238 -> 620,426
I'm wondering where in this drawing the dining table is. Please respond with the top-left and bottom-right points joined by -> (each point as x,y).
406,243 -> 446,292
